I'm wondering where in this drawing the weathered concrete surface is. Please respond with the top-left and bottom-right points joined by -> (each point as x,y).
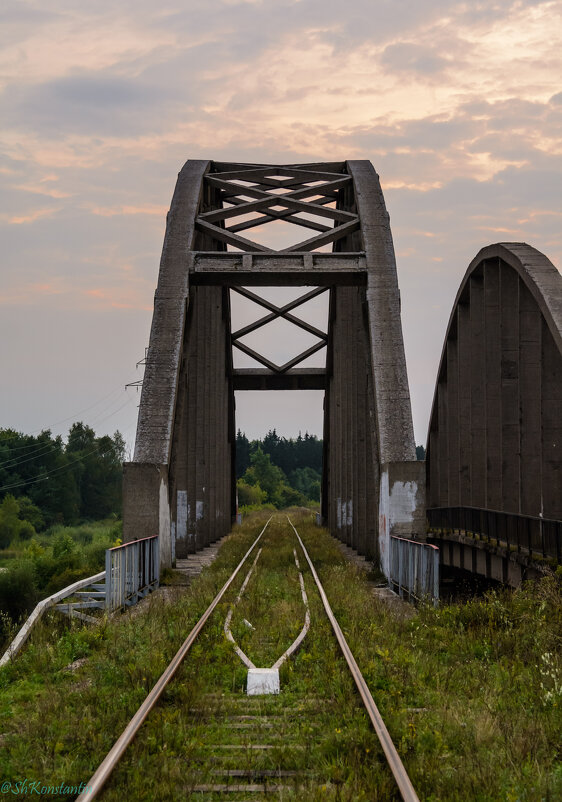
326,161 -> 425,577
124,159 -> 424,575
378,461 -> 426,579
134,161 -> 210,465
347,161 -> 416,463
426,243 -> 562,520
122,462 -> 171,568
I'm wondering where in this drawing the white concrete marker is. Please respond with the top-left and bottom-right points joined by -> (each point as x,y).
247,668 -> 280,695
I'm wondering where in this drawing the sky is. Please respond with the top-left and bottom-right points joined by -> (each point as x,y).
1,0 -> 561,455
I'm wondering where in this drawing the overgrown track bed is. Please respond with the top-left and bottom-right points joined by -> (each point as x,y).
88,514 -> 409,801
1,511 -> 561,800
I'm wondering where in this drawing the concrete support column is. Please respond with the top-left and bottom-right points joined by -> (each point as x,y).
446,336 -> 460,505
519,280 -> 542,515
122,463 -> 172,569
541,318 -> 562,518
484,260 -> 502,509
457,301 -> 472,504
500,262 -> 520,513
171,364 -> 189,561
437,379 -> 449,505
378,461 -> 426,579
470,274 -> 486,508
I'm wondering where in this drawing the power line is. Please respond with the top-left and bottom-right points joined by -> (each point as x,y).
0,420 -> 137,494
0,378 -> 140,444
0,393 -> 137,470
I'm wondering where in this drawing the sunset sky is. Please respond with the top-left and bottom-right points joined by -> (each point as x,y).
1,0 -> 561,453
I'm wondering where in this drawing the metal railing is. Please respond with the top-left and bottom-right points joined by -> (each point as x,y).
389,536 -> 439,605
105,536 -> 159,612
0,571 -> 105,667
427,507 -> 562,563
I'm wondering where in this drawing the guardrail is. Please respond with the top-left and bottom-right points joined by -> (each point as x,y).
389,536 -> 439,606
0,571 -> 105,667
105,536 -> 159,612
427,507 -> 562,563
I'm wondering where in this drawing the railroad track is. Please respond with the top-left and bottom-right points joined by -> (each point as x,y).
79,515 -> 419,801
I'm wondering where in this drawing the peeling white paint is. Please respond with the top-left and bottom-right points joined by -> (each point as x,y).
389,481 -> 418,522
379,470 -> 390,579
159,475 -> 172,569
177,490 -> 187,542
196,500 -> 204,521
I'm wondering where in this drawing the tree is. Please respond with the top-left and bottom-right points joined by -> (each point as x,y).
0,495 -> 20,549
237,479 -> 266,507
289,467 -> 321,501
235,430 -> 251,478
242,447 -> 286,504
18,496 -> 44,531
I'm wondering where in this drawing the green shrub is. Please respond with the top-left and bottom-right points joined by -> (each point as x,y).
44,567 -> 90,595
85,541 -> 110,572
18,521 -> 35,541
0,560 -> 37,622
17,497 -> 44,531
72,527 -> 93,545
52,531 -> 75,560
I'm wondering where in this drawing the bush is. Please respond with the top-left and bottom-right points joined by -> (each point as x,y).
237,479 -> 266,507
85,541 -> 110,572
0,560 -> 37,622
0,495 -> 21,549
44,567 -> 90,595
17,497 -> 44,531
72,527 -> 93,545
52,531 -> 75,560
18,521 -> 35,541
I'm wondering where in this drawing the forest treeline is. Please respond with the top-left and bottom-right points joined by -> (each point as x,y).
0,423 -> 124,634
235,430 -> 425,510
235,429 -> 323,509
0,423 -> 124,538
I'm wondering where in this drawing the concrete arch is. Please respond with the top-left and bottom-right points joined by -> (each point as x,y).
426,242 -> 562,519
123,160 -> 425,569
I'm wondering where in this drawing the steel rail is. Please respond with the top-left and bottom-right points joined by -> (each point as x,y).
287,516 -> 420,802
77,516 -> 273,801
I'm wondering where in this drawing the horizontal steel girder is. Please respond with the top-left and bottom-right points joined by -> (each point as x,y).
189,252 -> 367,286
232,368 -> 327,391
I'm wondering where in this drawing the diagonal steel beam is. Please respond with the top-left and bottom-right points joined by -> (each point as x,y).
231,285 -> 327,315
232,339 -> 327,375
278,340 -> 327,373
231,340 -> 281,373
280,219 -> 361,253
231,287 -> 328,340
199,187 -> 356,224
223,194 -> 336,234
205,174 -> 351,201
195,219 -> 273,253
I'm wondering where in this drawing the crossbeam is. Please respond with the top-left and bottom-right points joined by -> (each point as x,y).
190,252 -> 367,286
232,368 -> 327,391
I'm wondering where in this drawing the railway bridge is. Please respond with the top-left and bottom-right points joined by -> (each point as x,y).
123,159 -> 561,587
426,242 -> 562,585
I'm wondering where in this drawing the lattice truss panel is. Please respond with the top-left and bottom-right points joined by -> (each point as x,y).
194,163 -> 361,376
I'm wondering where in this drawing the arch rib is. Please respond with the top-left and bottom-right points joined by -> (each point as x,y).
426,242 -> 562,520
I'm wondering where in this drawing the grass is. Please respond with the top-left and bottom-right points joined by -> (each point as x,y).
0,510 -> 560,800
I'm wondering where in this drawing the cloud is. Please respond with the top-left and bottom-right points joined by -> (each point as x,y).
380,42 -> 451,75
0,0 -> 561,444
